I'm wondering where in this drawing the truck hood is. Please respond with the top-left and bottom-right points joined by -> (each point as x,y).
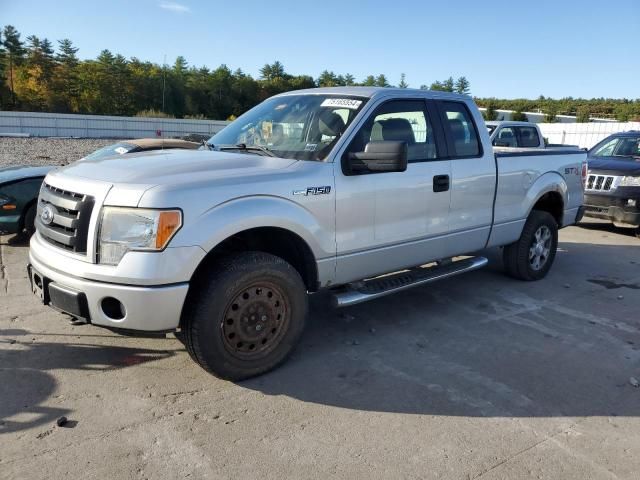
587,156 -> 640,175
58,149 -> 298,185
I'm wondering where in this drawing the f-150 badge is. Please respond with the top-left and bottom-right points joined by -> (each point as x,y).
293,186 -> 332,196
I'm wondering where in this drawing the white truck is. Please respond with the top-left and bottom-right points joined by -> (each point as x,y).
487,121 -> 578,150
29,87 -> 587,379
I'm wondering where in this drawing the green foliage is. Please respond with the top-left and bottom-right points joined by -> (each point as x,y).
430,76 -> 455,92
544,106 -> 558,123
135,109 -> 175,118
482,100 -> 498,121
511,110 -> 527,121
576,106 -> 590,123
455,76 -> 470,95
398,73 -> 408,88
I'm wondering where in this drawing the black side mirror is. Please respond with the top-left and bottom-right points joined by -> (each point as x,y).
347,141 -> 408,174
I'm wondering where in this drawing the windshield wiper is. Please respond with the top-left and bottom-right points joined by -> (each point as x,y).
217,143 -> 276,157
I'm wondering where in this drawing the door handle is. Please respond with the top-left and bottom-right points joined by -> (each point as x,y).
433,174 -> 450,192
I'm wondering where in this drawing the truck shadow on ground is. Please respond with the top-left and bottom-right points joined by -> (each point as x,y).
578,219 -> 639,238
245,242 -> 640,418
0,331 -> 174,435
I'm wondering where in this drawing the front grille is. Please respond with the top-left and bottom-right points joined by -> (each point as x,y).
586,174 -> 619,192
36,183 -> 95,254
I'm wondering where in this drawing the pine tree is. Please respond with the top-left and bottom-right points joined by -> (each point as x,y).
2,25 -> 25,107
398,73 -> 408,88
454,76 -> 470,95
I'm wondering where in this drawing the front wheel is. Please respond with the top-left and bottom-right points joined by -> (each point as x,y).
182,251 -> 308,380
22,203 -> 37,235
503,210 -> 558,281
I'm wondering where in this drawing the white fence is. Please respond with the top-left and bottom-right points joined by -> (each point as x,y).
537,122 -> 640,149
0,111 -> 230,139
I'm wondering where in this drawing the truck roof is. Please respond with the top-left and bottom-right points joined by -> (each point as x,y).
485,121 -> 535,127
275,86 -> 471,101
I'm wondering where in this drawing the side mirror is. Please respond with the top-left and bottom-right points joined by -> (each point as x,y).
347,141 -> 408,174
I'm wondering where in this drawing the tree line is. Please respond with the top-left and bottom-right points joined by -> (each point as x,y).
1,25 -> 638,122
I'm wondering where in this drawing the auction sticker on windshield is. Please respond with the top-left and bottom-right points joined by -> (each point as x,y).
320,98 -> 362,109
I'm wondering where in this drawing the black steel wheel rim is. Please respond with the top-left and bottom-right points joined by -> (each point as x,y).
221,281 -> 290,359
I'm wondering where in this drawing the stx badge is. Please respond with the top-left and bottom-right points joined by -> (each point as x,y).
293,186 -> 332,196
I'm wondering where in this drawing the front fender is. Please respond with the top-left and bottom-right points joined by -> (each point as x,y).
175,195 -> 335,262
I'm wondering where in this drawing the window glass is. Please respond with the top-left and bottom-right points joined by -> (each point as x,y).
515,126 -> 540,147
209,94 -> 367,161
83,142 -> 137,160
611,137 -> 640,157
441,102 -> 480,157
346,100 -> 438,162
493,127 -> 517,147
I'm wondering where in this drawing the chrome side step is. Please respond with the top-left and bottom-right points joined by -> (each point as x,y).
331,256 -> 488,308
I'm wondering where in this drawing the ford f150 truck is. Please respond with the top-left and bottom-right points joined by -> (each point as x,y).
28,87 -> 587,379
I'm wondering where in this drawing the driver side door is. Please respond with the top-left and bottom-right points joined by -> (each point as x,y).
333,99 -> 452,284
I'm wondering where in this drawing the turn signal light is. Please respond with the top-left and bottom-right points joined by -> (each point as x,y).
156,210 -> 182,249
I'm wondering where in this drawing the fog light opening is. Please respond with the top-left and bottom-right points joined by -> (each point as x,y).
101,297 -> 126,320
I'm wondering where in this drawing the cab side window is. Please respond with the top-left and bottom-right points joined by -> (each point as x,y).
345,100 -> 438,163
515,126 -> 540,147
439,101 -> 480,158
494,127 -> 517,147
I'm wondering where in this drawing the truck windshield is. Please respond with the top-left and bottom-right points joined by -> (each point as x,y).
207,94 -> 367,161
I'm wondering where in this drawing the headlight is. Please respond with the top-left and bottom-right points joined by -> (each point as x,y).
620,176 -> 640,187
98,207 -> 182,265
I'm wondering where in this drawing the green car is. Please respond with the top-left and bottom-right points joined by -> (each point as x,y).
0,165 -> 56,235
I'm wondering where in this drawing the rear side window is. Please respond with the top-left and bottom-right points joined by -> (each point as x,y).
515,126 -> 540,147
439,101 -> 480,158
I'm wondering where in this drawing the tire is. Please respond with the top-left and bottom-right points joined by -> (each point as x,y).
22,203 -> 37,235
182,251 -> 308,380
503,210 -> 558,281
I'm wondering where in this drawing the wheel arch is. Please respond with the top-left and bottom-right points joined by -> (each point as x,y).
190,226 -> 319,292
526,172 -> 567,226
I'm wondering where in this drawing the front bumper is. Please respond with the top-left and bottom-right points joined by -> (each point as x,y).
27,234 -> 205,331
29,252 -> 189,331
583,193 -> 640,227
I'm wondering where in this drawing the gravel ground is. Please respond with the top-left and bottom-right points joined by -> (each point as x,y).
0,137 -> 115,168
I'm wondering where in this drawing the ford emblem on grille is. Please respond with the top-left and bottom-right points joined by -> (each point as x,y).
40,204 -> 55,225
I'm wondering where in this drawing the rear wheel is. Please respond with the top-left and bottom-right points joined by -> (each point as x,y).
182,251 -> 308,380
503,210 -> 558,281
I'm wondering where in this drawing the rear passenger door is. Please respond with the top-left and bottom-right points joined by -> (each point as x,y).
435,100 -> 496,254
333,99 -> 451,284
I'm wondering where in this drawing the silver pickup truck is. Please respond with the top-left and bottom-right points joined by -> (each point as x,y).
28,87 -> 587,379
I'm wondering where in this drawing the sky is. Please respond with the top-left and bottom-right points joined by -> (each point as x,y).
1,0 -> 638,99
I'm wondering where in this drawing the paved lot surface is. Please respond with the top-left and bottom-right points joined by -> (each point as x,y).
1,221 -> 639,479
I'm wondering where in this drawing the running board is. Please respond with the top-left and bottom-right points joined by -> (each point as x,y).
331,256 -> 488,308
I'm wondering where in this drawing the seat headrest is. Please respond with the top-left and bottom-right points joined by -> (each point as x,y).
318,110 -> 346,137
380,118 -> 415,144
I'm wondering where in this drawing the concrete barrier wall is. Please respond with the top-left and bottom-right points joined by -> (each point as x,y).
537,122 -> 640,149
0,111 -> 230,139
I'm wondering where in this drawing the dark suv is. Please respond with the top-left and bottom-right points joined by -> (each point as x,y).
583,131 -> 640,235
